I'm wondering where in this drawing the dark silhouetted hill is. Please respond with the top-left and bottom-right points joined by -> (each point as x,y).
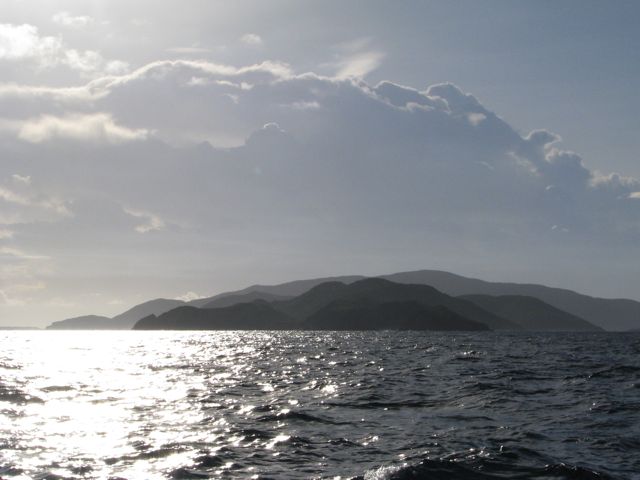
46,299 -> 185,330
382,270 -> 640,331
133,301 -> 295,330
201,291 -> 292,309
47,269 -> 640,331
460,295 -> 601,331
306,300 -> 489,331
134,279 -> 499,331
186,275 -> 364,307
274,278 -> 516,330
47,314 -> 113,330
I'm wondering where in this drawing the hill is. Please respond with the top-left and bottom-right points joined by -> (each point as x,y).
135,278 -> 505,331
460,295 -> 601,331
201,291 -> 292,309
47,269 -> 640,331
46,299 -> 185,330
133,301 -> 295,330
47,314 -> 113,330
273,278 -> 517,330
382,270 -> 640,331
306,300 -> 489,331
186,275 -> 364,307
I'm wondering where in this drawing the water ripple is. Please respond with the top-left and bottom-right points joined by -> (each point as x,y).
0,331 -> 638,479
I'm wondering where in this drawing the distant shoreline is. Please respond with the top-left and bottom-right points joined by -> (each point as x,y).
0,327 -> 42,330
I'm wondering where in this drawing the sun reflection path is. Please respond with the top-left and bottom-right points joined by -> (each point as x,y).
2,330 -> 632,479
0,330 -> 355,479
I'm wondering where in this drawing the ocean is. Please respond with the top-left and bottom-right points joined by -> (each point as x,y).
1,331 -> 639,479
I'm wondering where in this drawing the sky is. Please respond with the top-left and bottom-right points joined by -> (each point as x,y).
1,0 -> 639,326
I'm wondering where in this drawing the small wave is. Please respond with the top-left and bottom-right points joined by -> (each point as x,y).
328,437 -> 359,446
357,458 -> 615,480
257,409 -> 346,424
543,463 -> 615,479
106,445 -> 186,465
170,467 -> 211,479
194,454 -> 225,468
231,427 -> 273,440
0,466 -> 25,476
0,389 -> 44,405
325,400 -> 436,410
0,362 -> 21,370
588,365 -> 640,379
41,385 -> 74,393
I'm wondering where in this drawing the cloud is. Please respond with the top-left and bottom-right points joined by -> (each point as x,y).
12,174 -> 31,185
0,289 -> 25,307
0,22 -> 127,76
328,37 -> 384,78
0,241 -> 50,312
0,177 -> 72,229
0,246 -> 49,261
240,33 -> 263,46
104,60 -> 130,75
64,49 -> 104,73
123,207 -> 166,233
52,12 -> 95,29
467,112 -> 487,126
175,291 -> 202,302
0,23 -> 62,67
0,186 -> 30,206
0,185 -> 70,216
17,113 -> 149,144
0,229 -> 13,239
0,59 -> 639,325
0,83 -> 100,112
335,51 -> 384,78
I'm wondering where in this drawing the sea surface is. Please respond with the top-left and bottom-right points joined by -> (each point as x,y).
1,331 -> 639,480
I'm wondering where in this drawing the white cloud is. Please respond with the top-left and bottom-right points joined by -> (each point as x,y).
335,51 -> 384,78
64,49 -> 104,73
467,112 -> 487,126
240,33 -> 263,46
175,291 -> 202,302
0,59 -> 639,321
12,174 -> 31,185
0,23 -> 62,66
104,60 -> 130,75
0,83 -> 99,105
0,246 -> 49,261
0,183 -> 71,218
0,22 -> 127,75
0,186 -> 29,206
123,207 -> 166,233
52,12 -> 94,29
0,229 -> 13,239
17,113 -> 149,144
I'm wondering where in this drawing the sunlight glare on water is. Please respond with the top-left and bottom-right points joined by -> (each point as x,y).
1,330 -> 639,479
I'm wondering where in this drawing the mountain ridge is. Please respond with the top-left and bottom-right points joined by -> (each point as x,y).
45,269 -> 639,331
134,279 -> 498,331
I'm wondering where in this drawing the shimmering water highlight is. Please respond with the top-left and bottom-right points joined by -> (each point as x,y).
1,331 -> 639,479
